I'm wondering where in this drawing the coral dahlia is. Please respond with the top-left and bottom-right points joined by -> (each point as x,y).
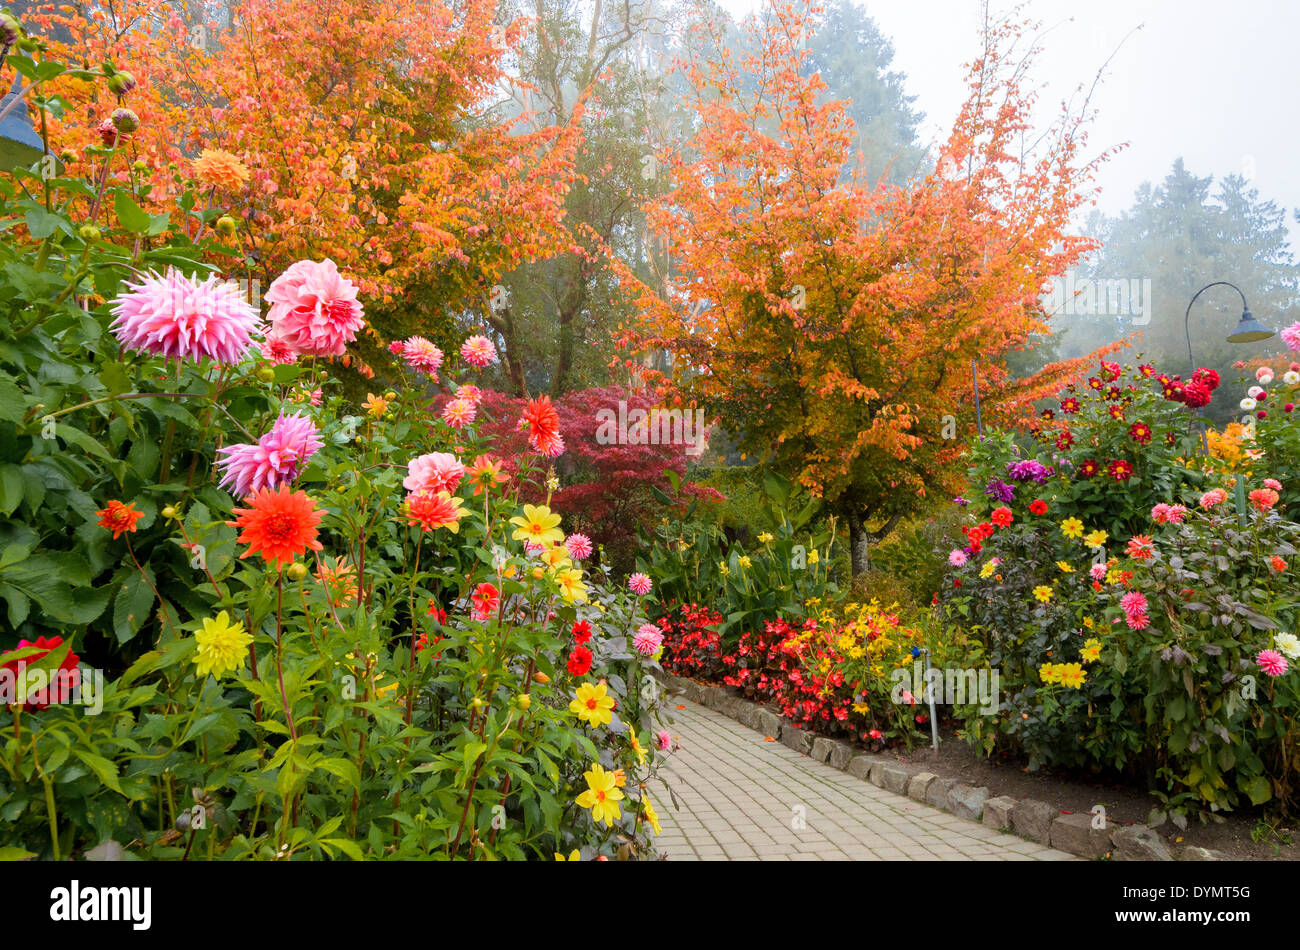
227,485 -> 323,568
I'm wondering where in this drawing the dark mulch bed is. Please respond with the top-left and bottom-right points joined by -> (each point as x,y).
876,721 -> 1297,861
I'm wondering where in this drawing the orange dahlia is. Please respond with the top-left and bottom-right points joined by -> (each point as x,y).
227,485 -> 323,568
193,148 -> 250,190
96,500 -> 145,539
404,491 -> 470,533
521,395 -> 564,457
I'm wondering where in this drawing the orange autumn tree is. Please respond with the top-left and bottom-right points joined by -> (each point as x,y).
614,2 -> 1119,574
31,0 -> 582,378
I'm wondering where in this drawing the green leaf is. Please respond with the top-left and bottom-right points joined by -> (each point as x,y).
113,190 -> 151,233
319,837 -> 363,861
1244,775 -> 1272,806
74,750 -> 124,795
113,570 -> 156,644
0,463 -> 24,516
24,205 -> 63,239
0,846 -> 36,861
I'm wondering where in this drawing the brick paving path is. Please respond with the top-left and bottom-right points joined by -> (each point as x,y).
655,700 -> 1078,861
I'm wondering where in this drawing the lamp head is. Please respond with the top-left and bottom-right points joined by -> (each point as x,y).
1226,309 -> 1275,344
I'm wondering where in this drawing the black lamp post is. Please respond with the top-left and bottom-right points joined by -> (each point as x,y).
1184,281 -> 1276,452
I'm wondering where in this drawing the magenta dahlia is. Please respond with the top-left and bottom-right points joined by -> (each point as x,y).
216,413 -> 323,498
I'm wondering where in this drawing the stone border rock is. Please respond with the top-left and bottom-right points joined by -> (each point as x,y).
657,672 -> 1223,862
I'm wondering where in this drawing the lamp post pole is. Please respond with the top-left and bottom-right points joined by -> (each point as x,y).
1183,281 -> 1274,455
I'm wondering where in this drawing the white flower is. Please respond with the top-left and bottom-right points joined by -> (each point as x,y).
1284,370 -> 1300,386
1240,397 -> 1258,411
1275,632 -> 1300,661
1248,386 -> 1265,399
1257,371 -> 1275,386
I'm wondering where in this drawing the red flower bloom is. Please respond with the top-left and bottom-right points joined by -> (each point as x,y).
96,500 -> 145,539
567,645 -> 593,676
227,485 -> 323,568
991,507 -> 1013,527
1129,421 -> 1152,445
1107,404 -> 1125,421
1077,459 -> 1100,478
1059,397 -> 1081,414
1055,430 -> 1074,450
572,619 -> 593,644
1029,499 -> 1048,516
0,635 -> 80,710
1107,459 -> 1134,482
469,582 -> 500,621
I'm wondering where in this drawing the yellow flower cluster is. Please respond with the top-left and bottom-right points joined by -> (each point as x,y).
1039,662 -> 1086,688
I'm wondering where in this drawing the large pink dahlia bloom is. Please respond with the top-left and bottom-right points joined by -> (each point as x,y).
216,413 -> 323,498
110,270 -> 259,365
403,452 -> 465,496
265,259 -> 365,357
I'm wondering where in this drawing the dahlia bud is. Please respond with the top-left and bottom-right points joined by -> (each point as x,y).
256,367 -> 275,383
161,505 -> 178,520
78,225 -> 101,241
287,562 -> 308,582
216,215 -> 237,236
533,671 -> 550,685
107,71 -> 136,95
517,694 -> 531,710
384,391 -> 397,401
59,148 -> 77,165
111,108 -> 139,134
0,14 -> 21,46
132,159 -> 148,173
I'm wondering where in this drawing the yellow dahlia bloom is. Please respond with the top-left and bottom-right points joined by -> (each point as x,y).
569,681 -> 615,728
510,504 -> 564,547
642,793 -> 662,835
193,611 -> 252,679
575,762 -> 624,827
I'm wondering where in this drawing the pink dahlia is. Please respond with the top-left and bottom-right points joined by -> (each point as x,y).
1119,591 -> 1149,630
566,533 -> 593,560
261,333 -> 297,365
1200,489 -> 1228,509
1281,322 -> 1300,352
628,572 -> 653,596
633,623 -> 664,656
441,397 -> 476,429
403,452 -> 464,496
1264,478 -> 1283,491
948,549 -> 968,566
1257,649 -> 1288,677
402,336 -> 443,377
265,259 -> 365,357
110,269 -> 259,365
388,340 -> 405,356
460,334 -> 497,368
655,729 -> 672,751
457,383 -> 484,405
216,413 -> 323,498
1090,564 -> 1107,582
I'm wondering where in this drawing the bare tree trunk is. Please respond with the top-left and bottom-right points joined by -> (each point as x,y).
845,507 -> 902,577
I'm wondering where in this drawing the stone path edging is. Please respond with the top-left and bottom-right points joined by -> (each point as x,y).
658,672 -> 1223,862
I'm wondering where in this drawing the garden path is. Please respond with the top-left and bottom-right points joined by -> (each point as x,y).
655,700 -> 1078,861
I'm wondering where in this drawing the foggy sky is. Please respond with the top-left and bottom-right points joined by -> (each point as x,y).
718,0 -> 1299,247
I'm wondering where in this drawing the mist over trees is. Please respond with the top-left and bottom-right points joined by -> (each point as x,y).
1052,158 -> 1299,422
